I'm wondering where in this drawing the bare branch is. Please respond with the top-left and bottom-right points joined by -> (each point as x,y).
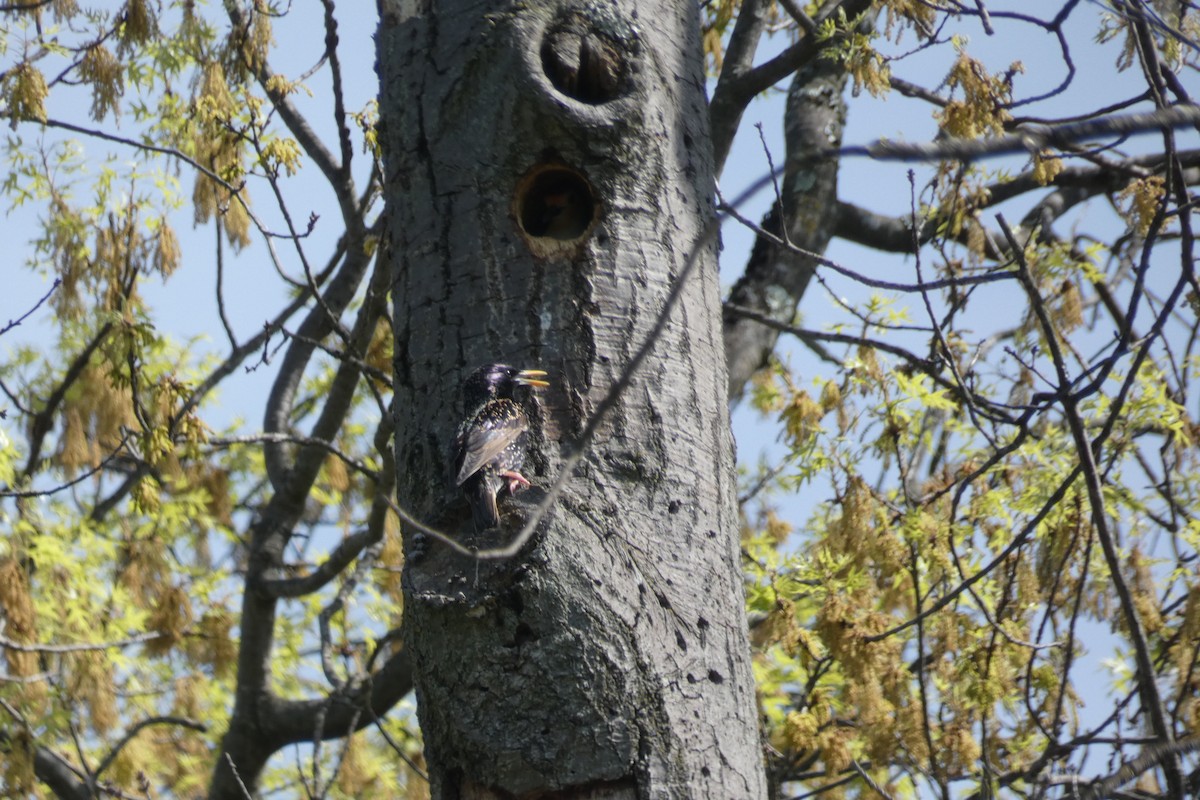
1079,736 -> 1200,800
833,150 -> 1200,255
0,279 -> 58,338
320,0 -> 354,182
0,630 -> 170,654
210,250 -> 391,798
262,527 -> 376,599
261,242 -> 376,494
94,717 -> 207,780
709,0 -> 773,175
222,754 -> 254,800
839,104 -> 1200,162
1,431 -> 133,499
207,432 -> 379,483
720,187 -> 1020,294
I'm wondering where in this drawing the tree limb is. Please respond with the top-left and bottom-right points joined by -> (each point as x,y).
724,55 -> 848,403
261,240 -> 374,494
710,0 -> 876,174
21,322 -> 113,477
832,150 -> 1200,255
269,646 -> 414,748
210,252 -> 390,799
33,746 -> 90,800
708,0 -> 772,175
839,104 -> 1200,162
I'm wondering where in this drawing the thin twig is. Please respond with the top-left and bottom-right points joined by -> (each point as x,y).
95,717 -> 207,779
1,430 -> 134,498
0,279 -> 59,337
756,121 -> 791,248
0,630 -> 169,654
999,210 -> 1181,792
206,432 -> 378,482
851,758 -> 897,800
719,189 -> 1019,294
223,754 -> 255,800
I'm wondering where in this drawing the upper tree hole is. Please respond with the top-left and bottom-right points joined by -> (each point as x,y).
541,13 -> 628,104
515,164 -> 596,243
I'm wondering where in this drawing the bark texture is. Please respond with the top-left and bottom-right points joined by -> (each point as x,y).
377,0 -> 766,797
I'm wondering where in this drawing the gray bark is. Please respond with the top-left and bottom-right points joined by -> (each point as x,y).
378,0 -> 766,797
31,745 -> 90,800
723,57 -> 848,402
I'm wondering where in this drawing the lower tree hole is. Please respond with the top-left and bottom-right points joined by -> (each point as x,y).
515,164 -> 596,243
508,622 -> 537,649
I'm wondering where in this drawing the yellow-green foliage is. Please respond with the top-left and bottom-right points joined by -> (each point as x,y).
0,3 -> 415,798
744,302 -> 1200,795
935,46 -> 1019,139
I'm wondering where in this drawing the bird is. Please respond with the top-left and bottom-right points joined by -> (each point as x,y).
451,364 -> 549,532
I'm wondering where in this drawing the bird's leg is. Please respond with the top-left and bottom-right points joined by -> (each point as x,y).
499,470 -> 531,495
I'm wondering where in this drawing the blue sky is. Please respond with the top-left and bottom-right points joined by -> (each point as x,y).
1,3 -> 1193,787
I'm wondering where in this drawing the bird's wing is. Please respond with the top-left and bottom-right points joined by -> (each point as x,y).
453,403 -> 528,485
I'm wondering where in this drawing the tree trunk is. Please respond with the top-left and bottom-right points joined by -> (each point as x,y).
377,0 -> 767,797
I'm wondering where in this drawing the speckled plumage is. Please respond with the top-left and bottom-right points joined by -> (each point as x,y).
451,364 -> 548,531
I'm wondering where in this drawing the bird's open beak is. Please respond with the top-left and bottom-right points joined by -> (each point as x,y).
516,369 -> 550,388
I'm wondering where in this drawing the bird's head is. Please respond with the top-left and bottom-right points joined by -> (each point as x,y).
461,363 -> 549,406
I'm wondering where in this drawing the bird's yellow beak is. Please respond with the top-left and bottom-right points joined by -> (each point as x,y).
516,369 -> 550,388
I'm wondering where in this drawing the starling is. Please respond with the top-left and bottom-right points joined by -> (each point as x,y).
451,364 -> 549,532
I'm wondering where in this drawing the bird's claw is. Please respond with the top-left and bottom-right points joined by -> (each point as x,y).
500,470 -> 531,495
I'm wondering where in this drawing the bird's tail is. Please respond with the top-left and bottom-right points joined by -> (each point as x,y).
464,475 -> 501,532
